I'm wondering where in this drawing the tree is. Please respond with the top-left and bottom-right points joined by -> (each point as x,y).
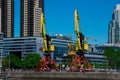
94,62 -> 100,69
2,58 -> 9,69
104,47 -> 120,69
23,53 -> 41,69
101,62 -> 108,69
2,54 -> 22,69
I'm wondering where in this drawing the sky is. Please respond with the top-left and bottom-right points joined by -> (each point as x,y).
15,0 -> 120,44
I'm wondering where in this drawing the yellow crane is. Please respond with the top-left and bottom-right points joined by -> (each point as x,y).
36,13 -> 59,71
67,9 -> 92,72
40,13 -> 54,52
74,9 -> 88,51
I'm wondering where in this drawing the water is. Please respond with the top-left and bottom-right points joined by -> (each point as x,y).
21,78 -> 106,80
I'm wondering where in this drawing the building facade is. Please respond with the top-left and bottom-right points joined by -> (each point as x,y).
0,33 -> 3,52
20,0 -> 44,37
87,44 -> 106,64
0,33 -> 3,67
51,35 -> 74,64
108,4 -> 120,44
3,37 -> 44,59
51,35 -> 107,65
0,0 -> 14,38
2,35 -> 108,66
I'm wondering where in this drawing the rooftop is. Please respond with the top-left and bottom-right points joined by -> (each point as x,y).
115,4 -> 120,10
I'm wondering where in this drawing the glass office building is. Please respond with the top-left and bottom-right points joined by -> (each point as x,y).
3,37 -> 43,59
51,38 -> 74,63
85,44 -> 106,64
0,33 -> 3,67
51,35 -> 107,64
0,33 -> 3,52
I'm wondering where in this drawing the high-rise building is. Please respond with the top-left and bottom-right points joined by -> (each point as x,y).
0,0 -> 14,38
108,4 -> 120,44
20,0 -> 44,37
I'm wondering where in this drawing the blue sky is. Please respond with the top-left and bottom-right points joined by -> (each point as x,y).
15,0 -> 120,44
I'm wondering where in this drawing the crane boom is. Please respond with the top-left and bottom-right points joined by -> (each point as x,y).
40,12 -> 54,52
40,13 -> 48,51
40,13 -> 45,35
74,9 -> 87,51
74,9 -> 82,50
74,9 -> 79,33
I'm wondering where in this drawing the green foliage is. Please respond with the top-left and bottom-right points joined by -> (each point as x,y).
2,53 -> 41,69
94,62 -> 100,68
9,54 -> 22,68
104,47 -> 120,69
101,63 -> 108,68
2,54 -> 21,69
2,58 -> 9,69
23,53 -> 41,69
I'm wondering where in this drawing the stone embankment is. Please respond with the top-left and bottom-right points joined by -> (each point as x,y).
1,71 -> 120,80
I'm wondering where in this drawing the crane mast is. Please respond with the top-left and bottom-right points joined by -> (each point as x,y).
74,9 -> 88,51
40,13 -> 48,51
74,9 -> 82,50
36,12 -> 59,71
